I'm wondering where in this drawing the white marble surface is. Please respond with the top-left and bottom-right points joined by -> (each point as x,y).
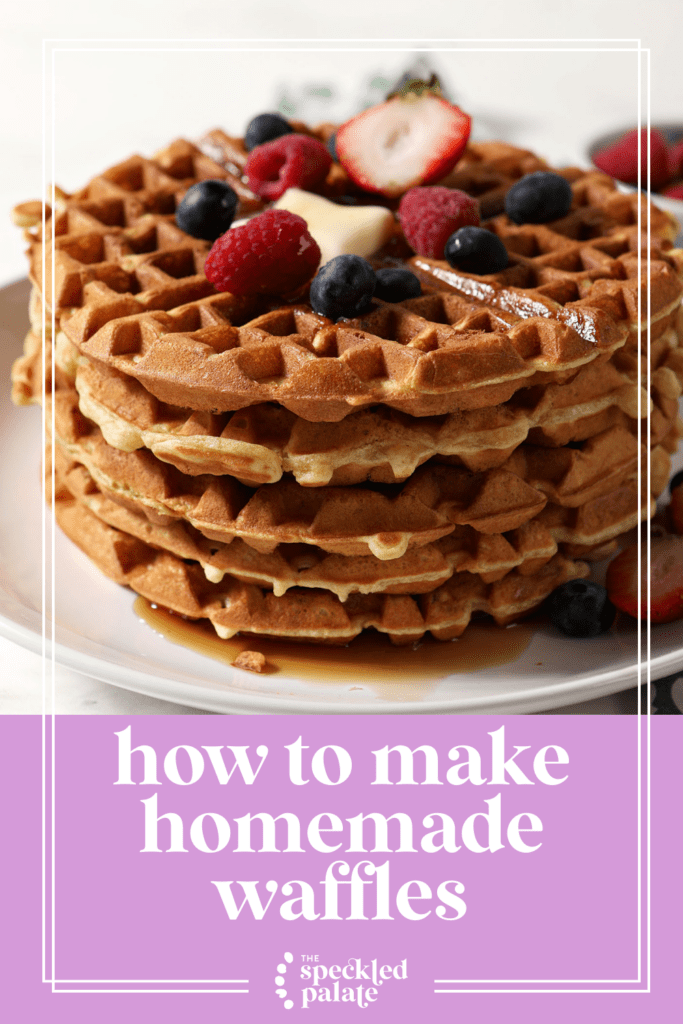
1,0 -> 679,714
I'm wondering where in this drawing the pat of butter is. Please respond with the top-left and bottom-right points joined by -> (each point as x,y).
274,188 -> 395,266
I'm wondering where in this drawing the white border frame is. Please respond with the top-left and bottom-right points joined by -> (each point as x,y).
39,36 -> 651,999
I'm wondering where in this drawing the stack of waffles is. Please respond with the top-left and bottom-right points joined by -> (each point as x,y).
11,133 -> 683,644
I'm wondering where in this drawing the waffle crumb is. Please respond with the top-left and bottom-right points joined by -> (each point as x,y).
233,650 -> 267,673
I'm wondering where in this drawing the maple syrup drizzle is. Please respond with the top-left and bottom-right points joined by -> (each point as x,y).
134,597 -> 535,689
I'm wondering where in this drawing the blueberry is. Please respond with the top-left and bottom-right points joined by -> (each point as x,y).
244,113 -> 293,151
444,226 -> 509,275
504,171 -> 573,224
670,469 -> 683,494
175,180 -> 238,241
326,131 -> 338,161
374,267 -> 422,303
547,580 -> 616,638
309,255 -> 377,320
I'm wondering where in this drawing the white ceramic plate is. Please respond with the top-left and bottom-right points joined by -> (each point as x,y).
2,278 -> 682,715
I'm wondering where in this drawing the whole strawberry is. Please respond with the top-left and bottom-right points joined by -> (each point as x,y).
204,209 -> 321,296
593,128 -> 671,191
606,535 -> 683,623
399,186 -> 480,258
335,84 -> 471,198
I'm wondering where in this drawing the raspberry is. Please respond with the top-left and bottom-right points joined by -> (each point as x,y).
593,128 -> 671,190
245,134 -> 332,201
204,210 -> 321,296
398,186 -> 479,259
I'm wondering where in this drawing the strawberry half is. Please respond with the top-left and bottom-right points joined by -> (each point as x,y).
335,88 -> 471,199
606,535 -> 683,623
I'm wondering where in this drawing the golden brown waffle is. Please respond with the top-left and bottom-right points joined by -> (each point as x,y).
54,443 -> 649,602
16,324 -> 679,496
18,131 -> 681,424
410,238 -> 683,344
69,332 -> 683,486
15,129 -> 683,650
54,243 -> 683,422
52,379 -> 666,560
441,143 -> 674,240
59,288 -> 629,421
52,475 -> 590,644
54,446 -> 558,595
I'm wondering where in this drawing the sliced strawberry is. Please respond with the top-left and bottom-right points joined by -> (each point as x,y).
592,128 -> 671,191
335,92 -> 471,199
606,535 -> 683,623
663,182 -> 683,200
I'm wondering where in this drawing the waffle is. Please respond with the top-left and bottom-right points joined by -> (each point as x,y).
14,127 -> 683,651
68,330 -> 683,485
54,366 -> 669,557
58,288 -> 631,421
53,239 -> 683,422
17,323 -> 679,493
54,442 -> 654,602
52,471 -> 590,644
18,133 -> 682,423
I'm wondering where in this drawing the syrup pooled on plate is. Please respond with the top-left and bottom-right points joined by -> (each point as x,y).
134,598 -> 534,685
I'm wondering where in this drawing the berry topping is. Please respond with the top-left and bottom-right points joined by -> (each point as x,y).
592,128 -> 671,190
204,209 -> 321,296
504,171 -> 573,224
374,267 -> 422,303
398,186 -> 480,258
548,579 -> 616,637
444,226 -> 509,274
606,536 -> 683,623
309,255 -> 377,321
175,179 -> 238,241
663,183 -> 683,200
244,113 -> 293,152
245,134 -> 332,202
335,88 -> 471,198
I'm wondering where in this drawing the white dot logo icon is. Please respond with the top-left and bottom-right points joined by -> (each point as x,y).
275,951 -> 294,1010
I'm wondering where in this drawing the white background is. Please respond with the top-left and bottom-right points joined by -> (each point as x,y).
0,0 -> 679,711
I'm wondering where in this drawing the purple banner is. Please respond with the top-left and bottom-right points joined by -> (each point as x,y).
1,715 -> 680,1021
